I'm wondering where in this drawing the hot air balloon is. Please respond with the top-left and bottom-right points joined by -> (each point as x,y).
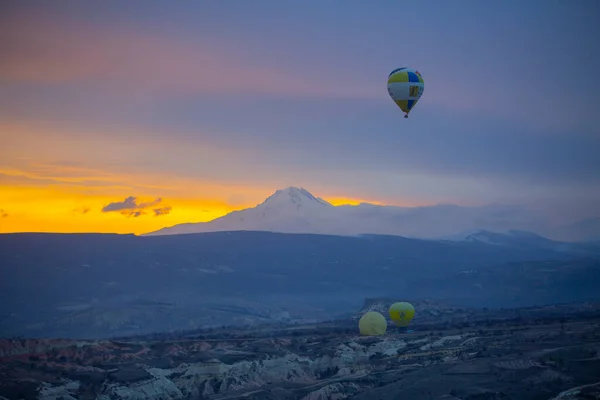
388,302 -> 415,327
358,311 -> 387,336
387,67 -> 424,118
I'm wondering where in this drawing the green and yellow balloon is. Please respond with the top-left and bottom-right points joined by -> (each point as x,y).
358,311 -> 387,336
387,67 -> 425,118
388,302 -> 415,327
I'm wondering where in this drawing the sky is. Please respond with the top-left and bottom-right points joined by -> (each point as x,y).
1,0 -> 599,234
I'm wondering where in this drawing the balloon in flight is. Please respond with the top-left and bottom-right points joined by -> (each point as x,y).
387,67 -> 425,118
388,302 -> 415,327
358,311 -> 387,336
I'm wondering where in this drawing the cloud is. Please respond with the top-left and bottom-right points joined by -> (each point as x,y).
72,206 -> 90,215
0,161 -> 129,187
102,196 -> 170,218
0,122 -> 262,194
153,206 -> 172,217
0,209 -> 8,218
0,10 -> 377,101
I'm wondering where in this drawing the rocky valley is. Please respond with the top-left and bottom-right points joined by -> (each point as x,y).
1,301 -> 600,400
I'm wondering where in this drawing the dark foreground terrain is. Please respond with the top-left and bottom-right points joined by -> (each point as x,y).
1,301 -> 600,400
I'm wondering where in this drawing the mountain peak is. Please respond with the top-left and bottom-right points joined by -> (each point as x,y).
143,187 -> 600,242
261,187 -> 333,208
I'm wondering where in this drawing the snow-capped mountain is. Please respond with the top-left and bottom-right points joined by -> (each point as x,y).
146,187 -> 343,236
144,187 -> 600,242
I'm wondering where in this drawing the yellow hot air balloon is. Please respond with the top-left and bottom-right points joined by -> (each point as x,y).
388,302 -> 415,327
358,311 -> 387,336
387,67 -> 425,118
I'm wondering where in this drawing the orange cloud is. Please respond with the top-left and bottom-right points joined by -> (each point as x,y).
72,206 -> 91,215
0,11 -> 379,101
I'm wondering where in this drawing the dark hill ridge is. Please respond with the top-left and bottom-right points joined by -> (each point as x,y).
1,231 -> 599,338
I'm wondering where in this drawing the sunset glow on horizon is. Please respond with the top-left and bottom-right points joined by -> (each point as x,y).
0,168 -> 396,235
2,1 -> 598,234
0,121 -> 413,235
0,120 -> 393,234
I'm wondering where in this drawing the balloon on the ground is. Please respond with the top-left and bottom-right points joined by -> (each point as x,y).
358,311 -> 387,336
388,302 -> 415,327
387,67 -> 425,118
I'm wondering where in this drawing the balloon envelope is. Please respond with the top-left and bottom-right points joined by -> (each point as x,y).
387,67 -> 425,117
358,311 -> 387,336
388,302 -> 415,327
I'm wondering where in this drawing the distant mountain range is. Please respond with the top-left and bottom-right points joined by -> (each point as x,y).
1,230 -> 599,338
145,187 -> 600,242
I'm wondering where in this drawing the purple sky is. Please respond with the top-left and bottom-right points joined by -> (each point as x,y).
1,0 -> 599,220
